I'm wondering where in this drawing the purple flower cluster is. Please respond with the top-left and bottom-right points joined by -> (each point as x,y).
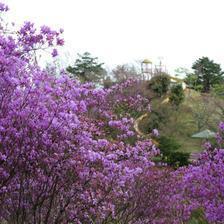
17,21 -> 64,58
0,2 -> 8,12
152,128 -> 159,137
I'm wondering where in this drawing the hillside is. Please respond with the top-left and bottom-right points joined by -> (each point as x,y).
138,88 -> 222,153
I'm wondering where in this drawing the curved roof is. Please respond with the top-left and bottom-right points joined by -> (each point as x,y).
142,59 -> 152,64
191,129 -> 216,138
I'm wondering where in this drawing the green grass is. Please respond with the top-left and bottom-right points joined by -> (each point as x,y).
175,136 -> 202,153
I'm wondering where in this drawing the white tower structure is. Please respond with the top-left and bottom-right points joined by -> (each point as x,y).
141,59 -> 153,80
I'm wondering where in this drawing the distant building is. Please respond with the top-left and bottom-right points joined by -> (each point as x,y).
140,59 -> 187,89
141,59 -> 153,80
140,58 -> 168,80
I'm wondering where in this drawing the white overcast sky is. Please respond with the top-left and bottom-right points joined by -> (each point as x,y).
4,0 -> 224,73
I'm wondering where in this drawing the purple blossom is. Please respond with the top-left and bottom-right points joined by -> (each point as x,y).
56,38 -> 64,46
219,121 -> 224,131
152,128 -> 159,137
0,2 -> 8,11
51,48 -> 58,57
98,139 -> 108,148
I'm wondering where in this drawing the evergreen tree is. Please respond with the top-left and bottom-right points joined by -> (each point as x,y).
149,73 -> 171,97
169,84 -> 185,108
190,57 -> 224,92
67,52 -> 107,83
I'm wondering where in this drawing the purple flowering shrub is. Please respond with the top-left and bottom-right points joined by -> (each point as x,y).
109,167 -> 185,224
108,80 -> 151,118
172,123 -> 224,224
0,4 -> 161,223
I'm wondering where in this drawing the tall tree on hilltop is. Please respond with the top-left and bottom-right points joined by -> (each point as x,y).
67,52 -> 107,83
190,57 -> 224,92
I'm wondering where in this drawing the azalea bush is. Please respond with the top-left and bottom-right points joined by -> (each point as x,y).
177,124 -> 224,224
0,4 -> 159,223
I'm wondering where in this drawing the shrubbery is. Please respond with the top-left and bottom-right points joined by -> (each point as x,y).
149,73 -> 171,97
158,136 -> 190,167
0,5 -> 158,223
169,84 -> 185,108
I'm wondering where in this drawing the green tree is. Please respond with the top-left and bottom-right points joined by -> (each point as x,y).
184,73 -> 203,91
67,52 -> 107,83
158,136 -> 189,167
191,57 -> 224,92
149,73 -> 171,97
212,84 -> 224,97
169,84 -> 185,108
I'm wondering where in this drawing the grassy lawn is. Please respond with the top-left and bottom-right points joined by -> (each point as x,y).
175,136 -> 202,153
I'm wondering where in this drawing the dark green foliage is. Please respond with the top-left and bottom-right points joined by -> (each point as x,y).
188,208 -> 208,224
189,57 -> 224,93
159,136 -> 181,153
212,84 -> 224,97
67,52 -> 107,83
158,136 -> 190,167
140,111 -> 166,132
138,103 -> 173,134
167,151 -> 190,167
185,73 -> 203,91
149,74 -> 171,97
169,84 -> 185,108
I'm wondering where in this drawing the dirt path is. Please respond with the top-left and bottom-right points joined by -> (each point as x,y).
133,113 -> 148,136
